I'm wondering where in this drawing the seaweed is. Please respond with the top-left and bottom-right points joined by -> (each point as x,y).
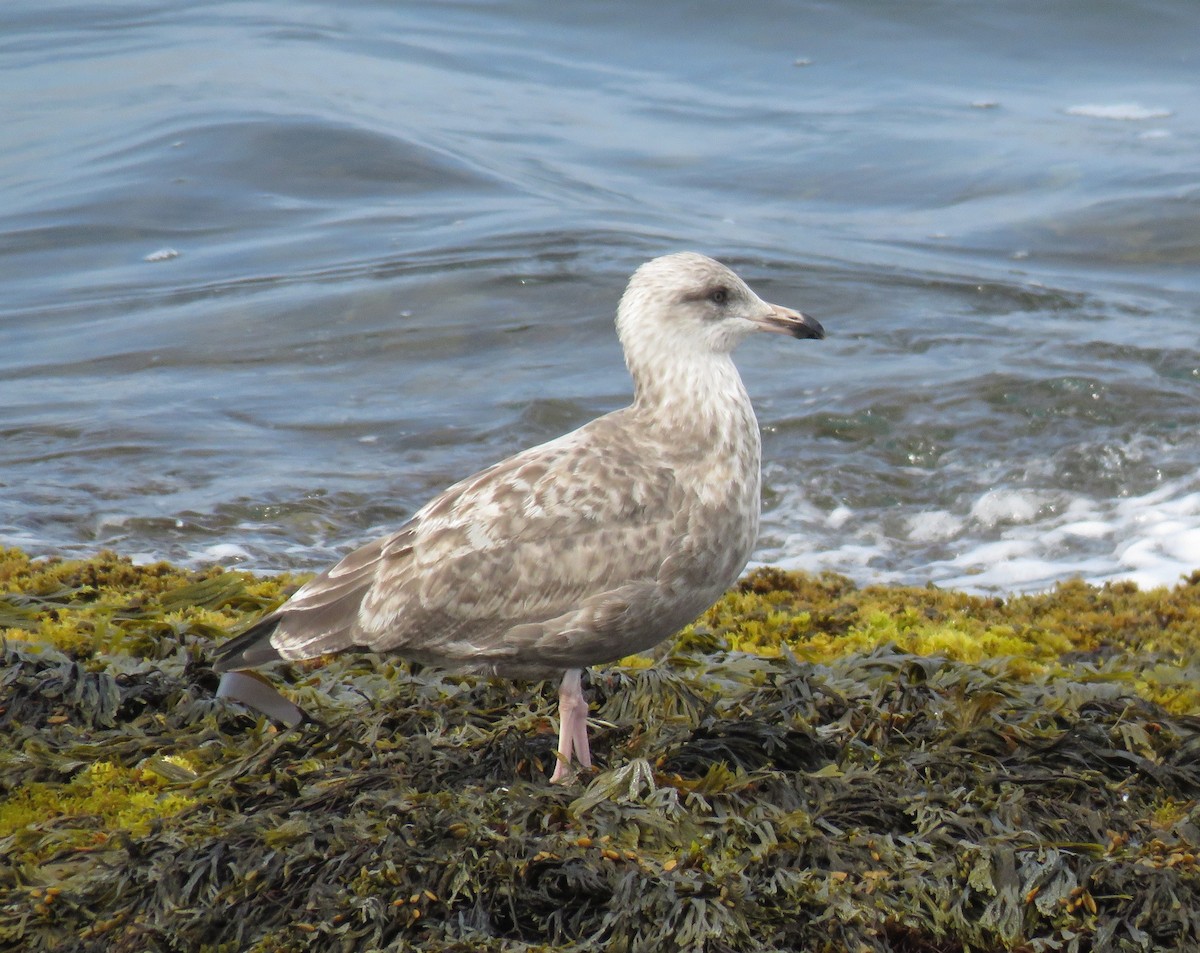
1,548 -> 1199,952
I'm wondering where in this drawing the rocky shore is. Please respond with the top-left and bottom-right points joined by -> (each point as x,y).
2,548 -> 1198,952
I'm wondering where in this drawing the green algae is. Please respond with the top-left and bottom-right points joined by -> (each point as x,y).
1,547 -> 1199,952
684,567 -> 1200,713
0,547 -> 302,659
0,759 -> 198,863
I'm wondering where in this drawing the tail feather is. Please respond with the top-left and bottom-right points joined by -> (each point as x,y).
216,670 -> 307,727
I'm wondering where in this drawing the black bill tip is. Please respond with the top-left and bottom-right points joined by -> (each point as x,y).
757,305 -> 825,340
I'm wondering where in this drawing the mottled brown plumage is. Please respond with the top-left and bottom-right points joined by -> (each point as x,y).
215,252 -> 824,782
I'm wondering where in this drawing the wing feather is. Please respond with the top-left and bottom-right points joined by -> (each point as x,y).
246,409 -> 691,672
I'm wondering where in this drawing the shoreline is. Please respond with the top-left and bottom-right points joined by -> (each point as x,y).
2,547 -> 1199,951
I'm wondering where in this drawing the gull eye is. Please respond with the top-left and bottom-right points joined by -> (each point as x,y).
708,286 -> 729,305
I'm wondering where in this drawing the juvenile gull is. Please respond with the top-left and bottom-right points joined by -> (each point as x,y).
214,252 -> 824,782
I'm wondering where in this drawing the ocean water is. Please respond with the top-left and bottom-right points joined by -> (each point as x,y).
2,0 -> 1197,594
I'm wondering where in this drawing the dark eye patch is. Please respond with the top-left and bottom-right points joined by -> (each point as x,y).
708,286 -> 729,305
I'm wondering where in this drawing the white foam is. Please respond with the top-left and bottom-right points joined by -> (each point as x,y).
1065,103 -> 1172,121
826,505 -> 854,529
764,517 -> 896,580
904,509 -> 963,543
764,472 -> 1200,595
933,477 -> 1200,592
197,542 -> 252,564
0,529 -> 46,553
96,512 -> 133,533
1044,519 -> 1112,542
969,488 -> 1047,527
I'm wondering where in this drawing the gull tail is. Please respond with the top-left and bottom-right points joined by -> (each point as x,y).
216,670 -> 306,727
213,615 -> 307,727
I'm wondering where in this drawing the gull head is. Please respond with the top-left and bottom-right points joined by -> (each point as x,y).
616,253 -> 824,369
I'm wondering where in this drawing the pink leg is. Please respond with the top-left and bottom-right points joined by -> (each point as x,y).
549,668 -> 591,784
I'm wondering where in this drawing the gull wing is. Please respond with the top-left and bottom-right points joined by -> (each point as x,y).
214,410 -> 689,674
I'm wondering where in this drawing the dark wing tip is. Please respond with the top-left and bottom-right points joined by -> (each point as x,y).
212,615 -> 284,673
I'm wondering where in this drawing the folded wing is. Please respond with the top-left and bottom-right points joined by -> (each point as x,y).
214,412 -> 687,676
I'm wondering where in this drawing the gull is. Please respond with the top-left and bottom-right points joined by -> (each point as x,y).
214,252 -> 824,782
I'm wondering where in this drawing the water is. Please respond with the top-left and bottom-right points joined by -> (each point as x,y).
2,1 -> 1198,593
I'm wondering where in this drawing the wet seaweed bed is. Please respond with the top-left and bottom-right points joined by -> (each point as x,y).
2,548 -> 1199,953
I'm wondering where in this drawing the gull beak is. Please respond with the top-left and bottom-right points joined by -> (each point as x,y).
752,303 -> 825,340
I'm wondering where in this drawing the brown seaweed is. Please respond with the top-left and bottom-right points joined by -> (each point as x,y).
2,548 -> 1199,952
